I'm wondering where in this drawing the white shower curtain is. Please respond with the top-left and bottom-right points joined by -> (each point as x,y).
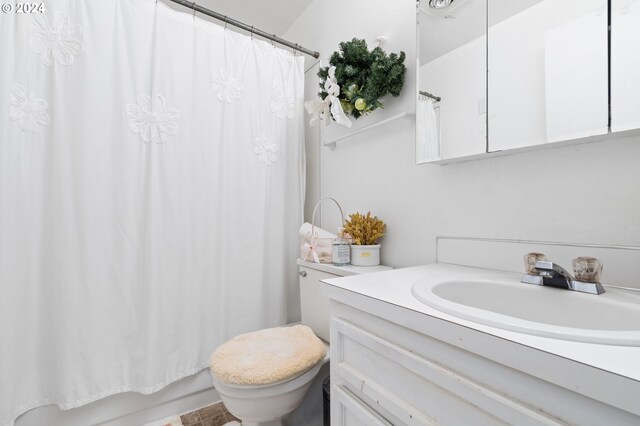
0,0 -> 305,424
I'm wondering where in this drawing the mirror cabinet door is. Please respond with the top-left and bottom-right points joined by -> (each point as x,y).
611,0 -> 640,132
417,0 -> 487,163
487,0 -> 609,152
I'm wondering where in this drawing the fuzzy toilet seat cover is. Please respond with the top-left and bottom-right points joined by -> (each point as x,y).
209,324 -> 326,385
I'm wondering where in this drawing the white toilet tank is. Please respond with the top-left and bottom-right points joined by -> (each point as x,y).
298,259 -> 392,342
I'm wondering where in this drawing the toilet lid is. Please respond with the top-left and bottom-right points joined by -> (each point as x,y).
209,324 -> 326,385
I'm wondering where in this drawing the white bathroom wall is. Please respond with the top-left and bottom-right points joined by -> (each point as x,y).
285,0 -> 420,250
285,0 -> 640,271
303,61 -> 323,223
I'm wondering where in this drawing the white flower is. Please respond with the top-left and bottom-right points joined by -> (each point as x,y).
125,94 -> 180,144
254,133 -> 279,166
211,69 -> 243,103
9,84 -> 50,133
29,11 -> 84,67
270,80 -> 295,119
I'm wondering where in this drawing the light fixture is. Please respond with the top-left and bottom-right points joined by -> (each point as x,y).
428,0 -> 454,9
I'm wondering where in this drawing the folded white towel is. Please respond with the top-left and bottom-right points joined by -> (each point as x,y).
315,246 -> 332,257
299,222 -> 336,241
301,242 -> 333,263
300,223 -> 338,263
312,239 -> 333,248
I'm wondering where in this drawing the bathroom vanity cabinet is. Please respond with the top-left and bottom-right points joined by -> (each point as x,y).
323,266 -> 640,425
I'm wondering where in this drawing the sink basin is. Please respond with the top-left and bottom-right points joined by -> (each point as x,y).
411,275 -> 640,346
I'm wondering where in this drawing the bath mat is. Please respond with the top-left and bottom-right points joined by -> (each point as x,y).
141,415 -> 183,426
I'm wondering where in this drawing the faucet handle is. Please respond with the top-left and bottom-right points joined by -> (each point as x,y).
523,252 -> 546,274
572,257 -> 603,283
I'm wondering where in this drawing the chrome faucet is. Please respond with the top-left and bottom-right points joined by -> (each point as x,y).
521,260 -> 605,295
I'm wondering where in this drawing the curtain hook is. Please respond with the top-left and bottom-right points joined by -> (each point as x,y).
192,1 -> 196,18
272,35 -> 276,48
224,15 -> 228,30
250,26 -> 254,39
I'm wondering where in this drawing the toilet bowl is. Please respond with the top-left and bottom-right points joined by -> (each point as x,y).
209,324 -> 327,426
211,358 -> 325,426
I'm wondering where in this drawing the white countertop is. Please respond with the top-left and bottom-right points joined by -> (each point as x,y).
322,263 -> 640,383
297,258 -> 392,276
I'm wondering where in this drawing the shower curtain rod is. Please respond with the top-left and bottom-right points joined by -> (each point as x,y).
165,0 -> 320,58
420,90 -> 441,102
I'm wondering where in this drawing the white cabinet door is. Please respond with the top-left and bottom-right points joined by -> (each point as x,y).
611,0 -> 640,132
488,0 -> 608,151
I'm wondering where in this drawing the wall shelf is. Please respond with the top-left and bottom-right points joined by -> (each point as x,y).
323,112 -> 415,150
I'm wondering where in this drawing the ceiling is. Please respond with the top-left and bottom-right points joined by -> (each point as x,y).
159,0 -> 313,36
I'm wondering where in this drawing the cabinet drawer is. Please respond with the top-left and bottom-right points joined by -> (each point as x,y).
332,384 -> 393,426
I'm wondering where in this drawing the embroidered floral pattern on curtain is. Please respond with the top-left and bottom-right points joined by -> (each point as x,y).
9,84 -> 50,132
254,133 -> 279,165
211,68 -> 244,103
126,94 -> 180,144
0,1 -> 305,424
270,80 -> 295,119
29,11 -> 84,66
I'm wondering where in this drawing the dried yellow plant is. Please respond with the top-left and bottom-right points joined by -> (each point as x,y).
343,212 -> 386,245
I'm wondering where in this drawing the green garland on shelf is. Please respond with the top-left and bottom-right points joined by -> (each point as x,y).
317,38 -> 407,119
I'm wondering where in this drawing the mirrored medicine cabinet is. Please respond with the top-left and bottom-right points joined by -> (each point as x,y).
416,0 -> 640,164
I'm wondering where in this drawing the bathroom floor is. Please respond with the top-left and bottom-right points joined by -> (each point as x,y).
179,402 -> 239,426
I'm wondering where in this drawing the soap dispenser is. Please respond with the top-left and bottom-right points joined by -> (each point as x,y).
332,228 -> 351,266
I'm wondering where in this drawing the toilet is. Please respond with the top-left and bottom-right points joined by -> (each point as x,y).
209,260 -> 391,425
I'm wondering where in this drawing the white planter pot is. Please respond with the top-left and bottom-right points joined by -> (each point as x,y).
350,244 -> 381,266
